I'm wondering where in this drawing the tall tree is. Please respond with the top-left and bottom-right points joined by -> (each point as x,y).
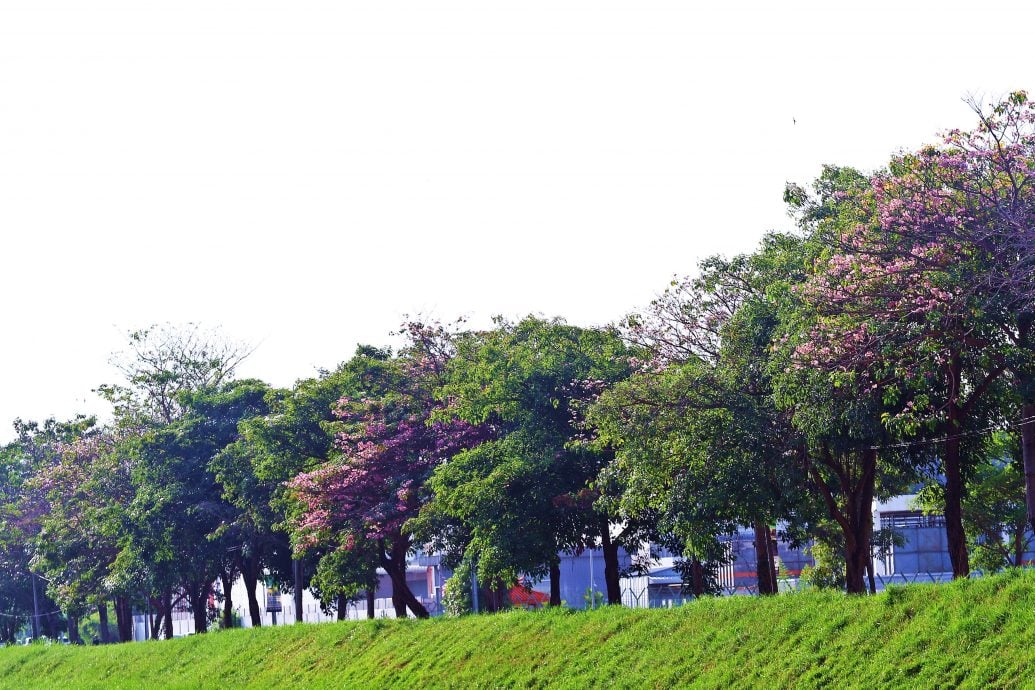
591,239 -> 817,596
29,428 -> 129,644
931,93 -> 1035,536
790,154 -> 1013,578
111,380 -> 270,634
213,351 -> 393,625
429,317 -> 638,605
288,331 -> 485,618
98,323 -> 252,426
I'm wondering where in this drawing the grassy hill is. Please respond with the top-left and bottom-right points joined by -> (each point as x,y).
2,570 -> 1034,689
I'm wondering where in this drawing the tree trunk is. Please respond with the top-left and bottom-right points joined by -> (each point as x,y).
219,571 -> 234,629
1017,313 -> 1035,538
385,563 -> 428,618
842,483 -> 868,593
43,605 -> 58,639
753,520 -> 776,595
769,535 -> 779,589
188,581 -> 211,634
381,537 -> 429,619
122,596 -> 134,641
336,593 -> 348,621
807,446 -> 876,594
600,526 -> 622,605
240,559 -> 262,627
689,558 -> 706,597
843,449 -> 877,594
114,595 -> 133,642
480,582 -> 507,613
390,583 -> 407,617
844,532 -> 867,594
366,589 -> 376,619
494,583 -> 509,611
67,614 -> 81,645
147,596 -> 156,640
1013,523 -> 1025,567
866,557 -> 877,595
193,601 -> 208,634
97,601 -> 111,644
549,560 -> 561,607
943,432 -> 970,578
149,597 -> 161,640
43,601 -> 59,639
161,590 -> 174,640
939,351 -> 970,579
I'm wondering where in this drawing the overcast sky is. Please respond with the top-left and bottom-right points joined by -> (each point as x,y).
0,0 -> 1032,440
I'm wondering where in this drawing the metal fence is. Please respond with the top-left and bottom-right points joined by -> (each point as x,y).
133,596 -> 444,639
613,570 -> 994,610
133,569 -> 994,639
230,596 -> 442,627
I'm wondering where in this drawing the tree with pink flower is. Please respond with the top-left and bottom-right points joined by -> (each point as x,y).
287,326 -> 486,618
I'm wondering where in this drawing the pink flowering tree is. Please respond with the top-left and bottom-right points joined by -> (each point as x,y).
287,326 -> 486,618
1,416 -> 125,643
29,429 -> 132,643
788,104 -> 1031,576
937,93 -> 1035,536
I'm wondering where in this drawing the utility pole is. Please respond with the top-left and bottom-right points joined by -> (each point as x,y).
30,573 -> 40,639
293,559 -> 304,623
470,564 -> 479,614
143,593 -> 150,640
589,547 -> 595,609
434,564 -> 442,612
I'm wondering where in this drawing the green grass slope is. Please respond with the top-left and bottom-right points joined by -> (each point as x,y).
2,570 -> 1034,689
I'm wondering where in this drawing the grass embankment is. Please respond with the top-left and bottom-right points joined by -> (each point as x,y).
2,570 -> 1034,689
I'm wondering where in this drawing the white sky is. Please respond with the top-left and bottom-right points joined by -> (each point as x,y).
0,0 -> 1032,440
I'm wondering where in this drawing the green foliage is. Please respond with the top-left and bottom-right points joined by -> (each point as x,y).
582,587 -> 605,608
307,546 -> 378,615
96,323 -> 252,425
440,557 -> 474,616
915,433 -> 1030,573
121,380 -> 271,579
77,612 -> 103,644
590,238 -> 820,569
422,316 -> 637,591
799,539 -> 846,591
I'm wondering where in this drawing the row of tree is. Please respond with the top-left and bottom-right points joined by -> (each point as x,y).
1,92 -> 1034,643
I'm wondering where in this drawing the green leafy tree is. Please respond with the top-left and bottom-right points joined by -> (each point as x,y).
86,323 -> 257,638
591,239 -> 818,596
3,417 -> 100,642
29,427 -> 128,644
119,380 -> 270,634
214,349 -> 393,624
427,316 -> 638,606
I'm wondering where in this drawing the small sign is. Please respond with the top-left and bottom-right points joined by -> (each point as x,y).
266,591 -> 282,613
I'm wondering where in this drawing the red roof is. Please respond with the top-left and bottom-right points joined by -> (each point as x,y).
509,585 -> 549,608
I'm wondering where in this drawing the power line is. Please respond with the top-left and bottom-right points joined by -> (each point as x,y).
870,414 -> 1035,450
0,609 -> 61,619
